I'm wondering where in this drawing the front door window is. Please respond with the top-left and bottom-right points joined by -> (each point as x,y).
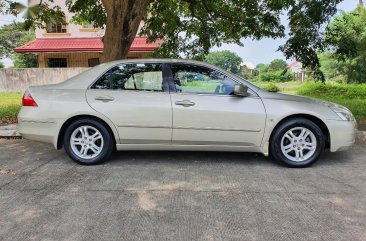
171,64 -> 236,95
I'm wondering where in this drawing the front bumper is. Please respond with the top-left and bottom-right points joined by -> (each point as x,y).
326,119 -> 356,152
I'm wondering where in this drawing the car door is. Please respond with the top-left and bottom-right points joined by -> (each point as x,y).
86,63 -> 172,144
169,63 -> 266,147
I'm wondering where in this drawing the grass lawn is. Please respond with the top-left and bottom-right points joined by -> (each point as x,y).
0,92 -> 22,125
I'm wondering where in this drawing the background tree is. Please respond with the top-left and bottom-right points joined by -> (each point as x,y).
254,63 -> 270,75
318,52 -> 345,82
204,50 -> 242,74
238,65 -> 254,79
323,4 -> 366,83
251,61 -> 292,82
269,59 -> 288,71
4,0 -> 344,77
0,23 -> 37,68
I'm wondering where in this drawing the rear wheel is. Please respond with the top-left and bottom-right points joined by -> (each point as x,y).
63,118 -> 114,165
270,118 -> 325,168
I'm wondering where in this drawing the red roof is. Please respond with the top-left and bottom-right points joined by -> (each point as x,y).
14,37 -> 161,53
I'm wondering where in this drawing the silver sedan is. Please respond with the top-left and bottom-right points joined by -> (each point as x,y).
18,59 -> 356,167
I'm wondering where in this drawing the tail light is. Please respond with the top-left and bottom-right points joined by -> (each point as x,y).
22,90 -> 38,107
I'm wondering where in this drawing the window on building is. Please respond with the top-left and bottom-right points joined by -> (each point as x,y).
88,58 -> 100,67
46,17 -> 67,33
47,58 -> 68,68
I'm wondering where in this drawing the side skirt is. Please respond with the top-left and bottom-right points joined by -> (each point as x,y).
116,144 -> 266,155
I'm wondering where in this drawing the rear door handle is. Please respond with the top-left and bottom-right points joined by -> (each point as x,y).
175,100 -> 195,107
95,96 -> 115,102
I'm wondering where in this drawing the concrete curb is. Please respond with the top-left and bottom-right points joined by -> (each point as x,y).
0,124 -> 21,137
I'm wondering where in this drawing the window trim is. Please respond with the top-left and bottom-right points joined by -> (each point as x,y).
89,63 -> 170,93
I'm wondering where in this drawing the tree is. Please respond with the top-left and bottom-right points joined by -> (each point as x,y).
0,23 -> 37,68
254,63 -> 269,74
0,23 -> 29,58
0,61 -> 4,68
324,5 -> 366,83
269,59 -> 287,71
318,52 -> 345,82
238,65 -> 254,79
204,51 -> 242,74
4,0 -> 343,76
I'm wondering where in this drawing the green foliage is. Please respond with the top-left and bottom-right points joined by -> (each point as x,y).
269,59 -> 287,71
251,61 -> 292,82
258,70 -> 293,82
3,0 -> 344,70
255,63 -> 270,73
0,22 -> 36,68
65,0 -> 106,28
238,65 -> 254,79
204,51 -> 242,74
63,0 -> 341,67
1,0 -> 65,30
0,92 -> 22,124
297,82 -> 366,99
0,22 -> 30,57
324,5 -> 366,83
12,30 -> 37,68
0,62 -> 4,68
296,82 -> 366,118
318,52 -> 345,82
261,83 -> 280,92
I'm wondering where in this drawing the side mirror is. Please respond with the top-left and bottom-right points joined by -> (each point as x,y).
233,84 -> 249,97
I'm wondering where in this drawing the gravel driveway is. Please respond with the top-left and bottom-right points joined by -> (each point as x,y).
0,139 -> 365,241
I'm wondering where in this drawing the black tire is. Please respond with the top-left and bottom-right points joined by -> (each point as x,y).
63,118 -> 114,165
270,118 -> 325,168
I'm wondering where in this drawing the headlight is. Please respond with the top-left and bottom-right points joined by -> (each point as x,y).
329,105 -> 355,121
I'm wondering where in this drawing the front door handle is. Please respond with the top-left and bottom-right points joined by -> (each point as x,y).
95,96 -> 115,102
175,100 -> 195,107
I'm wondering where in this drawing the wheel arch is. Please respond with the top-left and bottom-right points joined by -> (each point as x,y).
269,114 -> 330,149
56,115 -> 118,150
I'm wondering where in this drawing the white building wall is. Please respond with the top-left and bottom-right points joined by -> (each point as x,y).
29,0 -> 105,38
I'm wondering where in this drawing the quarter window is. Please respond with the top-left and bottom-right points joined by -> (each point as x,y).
171,64 -> 236,95
92,63 -> 164,91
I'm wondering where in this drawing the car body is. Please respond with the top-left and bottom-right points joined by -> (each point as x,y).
18,59 -> 356,167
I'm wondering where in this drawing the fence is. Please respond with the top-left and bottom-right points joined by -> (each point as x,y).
0,68 -> 90,92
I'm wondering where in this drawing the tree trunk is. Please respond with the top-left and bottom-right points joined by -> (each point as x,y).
101,0 -> 153,62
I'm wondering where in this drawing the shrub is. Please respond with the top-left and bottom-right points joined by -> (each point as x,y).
262,83 -> 280,92
297,82 -> 366,99
296,82 -> 366,119
258,70 -> 293,82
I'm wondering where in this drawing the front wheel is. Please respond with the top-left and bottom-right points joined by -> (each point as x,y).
63,118 -> 114,165
270,118 -> 325,168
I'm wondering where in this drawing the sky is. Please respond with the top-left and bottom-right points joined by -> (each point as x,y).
0,0 -> 360,67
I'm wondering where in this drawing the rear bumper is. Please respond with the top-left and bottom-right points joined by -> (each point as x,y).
18,107 -> 60,148
326,119 -> 356,152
